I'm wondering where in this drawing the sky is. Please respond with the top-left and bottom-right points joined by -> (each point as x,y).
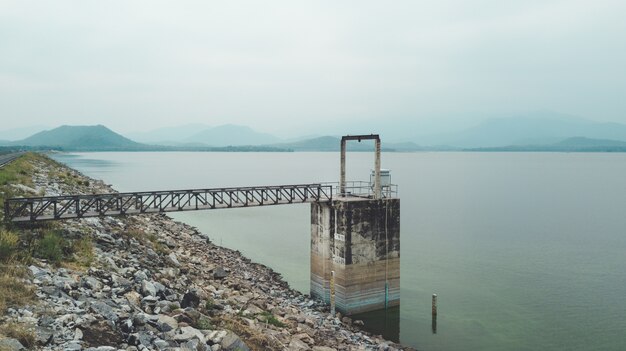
1,0 -> 625,138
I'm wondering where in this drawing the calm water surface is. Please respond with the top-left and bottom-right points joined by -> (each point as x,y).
51,152 -> 626,351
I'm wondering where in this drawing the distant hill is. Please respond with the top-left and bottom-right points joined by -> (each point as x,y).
274,136 -> 424,151
185,124 -> 280,146
469,137 -> 626,152
417,114 -> 626,148
13,125 -> 144,151
127,123 -> 211,143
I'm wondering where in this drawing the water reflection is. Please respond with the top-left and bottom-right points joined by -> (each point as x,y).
50,153 -> 121,170
352,306 -> 400,343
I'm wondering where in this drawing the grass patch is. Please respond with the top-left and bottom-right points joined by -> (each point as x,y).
124,228 -> 169,255
195,317 -> 212,330
0,153 -> 36,224
0,322 -> 36,348
0,264 -> 35,313
71,236 -> 94,267
258,312 -> 286,328
34,231 -> 64,263
0,229 -> 19,262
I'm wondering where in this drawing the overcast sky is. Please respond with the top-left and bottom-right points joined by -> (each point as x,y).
1,0 -> 625,137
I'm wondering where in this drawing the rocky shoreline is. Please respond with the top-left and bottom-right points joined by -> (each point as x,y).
1,155 -> 412,351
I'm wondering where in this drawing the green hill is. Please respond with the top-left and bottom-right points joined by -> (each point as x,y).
14,125 -> 143,151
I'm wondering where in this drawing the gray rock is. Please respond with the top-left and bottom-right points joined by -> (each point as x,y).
0,338 -> 25,351
53,276 -> 78,291
141,280 -> 157,297
132,313 -> 157,326
213,267 -> 228,279
29,265 -> 49,278
312,347 -> 337,351
133,271 -> 148,283
181,290 -> 200,309
91,301 -> 119,322
156,314 -> 178,332
121,319 -> 134,333
74,327 -> 84,340
153,339 -> 169,350
288,338 -> 310,350
189,338 -> 209,351
96,233 -> 116,245
127,332 -> 153,347
141,296 -> 158,306
35,326 -> 54,346
220,331 -> 249,351
64,340 -> 83,350
167,253 -> 181,267
112,275 -> 132,288
173,326 -> 205,343
82,276 -> 103,291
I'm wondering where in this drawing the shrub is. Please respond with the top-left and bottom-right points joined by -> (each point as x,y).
0,230 -> 19,262
259,312 -> 286,328
35,231 -> 65,263
195,317 -> 212,330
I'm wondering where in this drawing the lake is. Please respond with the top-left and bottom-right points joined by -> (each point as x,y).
51,151 -> 626,351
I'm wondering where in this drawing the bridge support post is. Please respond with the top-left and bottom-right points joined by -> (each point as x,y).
311,197 -> 400,315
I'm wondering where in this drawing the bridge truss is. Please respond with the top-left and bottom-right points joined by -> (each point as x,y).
4,183 -> 333,223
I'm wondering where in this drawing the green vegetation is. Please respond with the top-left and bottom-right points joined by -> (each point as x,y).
124,228 -> 169,255
0,152 -> 95,325
35,231 -> 64,263
195,317 -> 212,330
0,264 -> 35,313
0,229 -> 19,262
258,312 -> 286,328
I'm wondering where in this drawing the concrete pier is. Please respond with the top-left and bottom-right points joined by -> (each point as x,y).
311,197 -> 400,315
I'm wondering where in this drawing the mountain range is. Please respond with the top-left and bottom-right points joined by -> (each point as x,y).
3,114 -> 626,152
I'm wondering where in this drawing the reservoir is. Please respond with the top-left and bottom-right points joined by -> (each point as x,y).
52,151 -> 626,351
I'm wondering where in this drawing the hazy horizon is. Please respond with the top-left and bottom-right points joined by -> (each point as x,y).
2,1 -> 625,138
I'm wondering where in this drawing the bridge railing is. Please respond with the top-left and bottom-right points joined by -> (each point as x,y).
323,181 -> 398,199
4,183 -> 333,223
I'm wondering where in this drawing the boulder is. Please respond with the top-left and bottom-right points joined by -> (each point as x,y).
220,331 -> 249,351
181,290 -> 201,309
0,338 -> 25,351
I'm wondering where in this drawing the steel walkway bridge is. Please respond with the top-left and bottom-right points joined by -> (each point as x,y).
4,184 -> 334,223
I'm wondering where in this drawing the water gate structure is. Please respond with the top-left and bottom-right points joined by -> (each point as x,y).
4,135 -> 400,316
